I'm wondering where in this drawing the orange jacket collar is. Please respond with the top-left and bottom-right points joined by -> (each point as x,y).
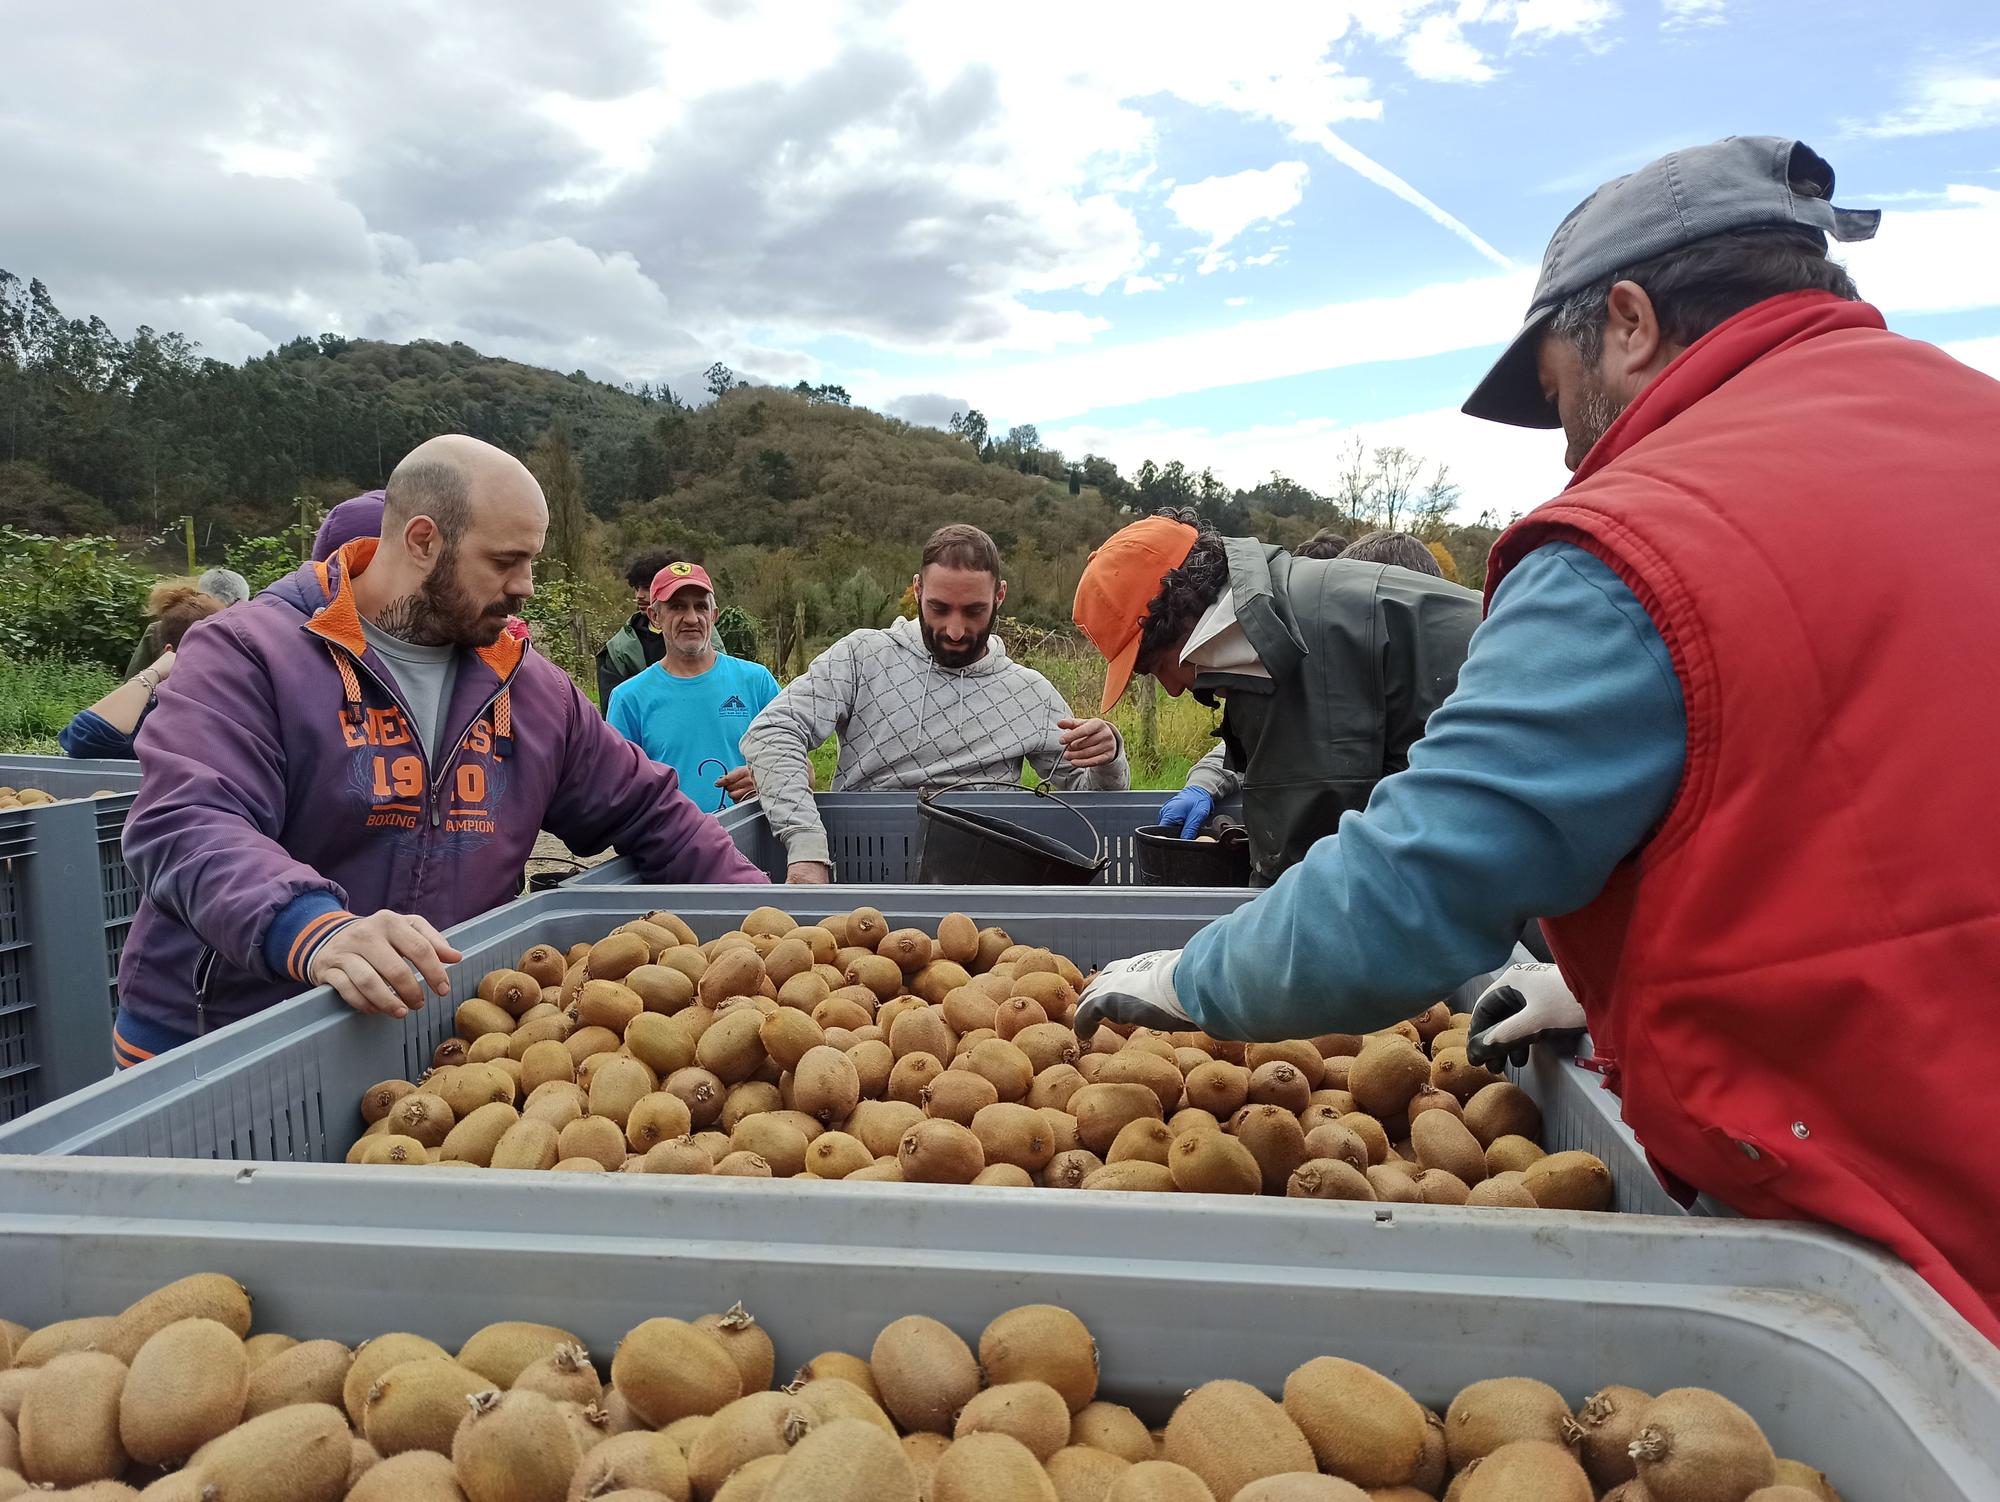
304,537 -> 526,679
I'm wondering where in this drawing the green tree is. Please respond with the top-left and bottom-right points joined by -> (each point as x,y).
527,422 -> 590,666
704,361 -> 736,400
948,408 -> 989,453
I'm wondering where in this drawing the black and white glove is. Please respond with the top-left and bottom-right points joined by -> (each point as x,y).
1074,950 -> 1193,1038
1466,962 -> 1586,1069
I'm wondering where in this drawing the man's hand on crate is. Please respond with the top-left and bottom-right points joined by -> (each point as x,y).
1466,962 -> 1586,1069
308,911 -> 463,1019
1074,949 -> 1193,1037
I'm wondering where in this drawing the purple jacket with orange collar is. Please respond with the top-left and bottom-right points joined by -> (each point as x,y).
118,540 -> 766,1038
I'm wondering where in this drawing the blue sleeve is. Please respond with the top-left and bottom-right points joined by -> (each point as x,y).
1174,543 -> 1687,1039
59,709 -> 138,761
606,678 -> 643,746
261,890 -> 357,982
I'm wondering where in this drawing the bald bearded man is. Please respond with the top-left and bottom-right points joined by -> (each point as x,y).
115,435 -> 764,1065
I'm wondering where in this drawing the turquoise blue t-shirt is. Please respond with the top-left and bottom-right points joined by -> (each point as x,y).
606,655 -> 783,814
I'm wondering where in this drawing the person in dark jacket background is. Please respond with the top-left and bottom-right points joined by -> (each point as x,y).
1077,508 -> 1478,885
595,550 -> 679,708
116,433 -> 765,1068
64,583 -> 226,760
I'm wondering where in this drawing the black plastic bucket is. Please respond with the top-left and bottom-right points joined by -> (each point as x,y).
915,781 -> 1108,886
1134,822 -> 1252,887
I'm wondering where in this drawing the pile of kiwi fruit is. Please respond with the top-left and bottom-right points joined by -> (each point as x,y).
0,787 -> 61,810
347,905 -> 1614,1211
0,1270 -> 1841,1500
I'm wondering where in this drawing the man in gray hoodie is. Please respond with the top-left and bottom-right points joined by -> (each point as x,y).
741,524 -> 1130,882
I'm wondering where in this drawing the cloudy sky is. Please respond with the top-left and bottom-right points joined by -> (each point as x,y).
4,0 -> 1996,516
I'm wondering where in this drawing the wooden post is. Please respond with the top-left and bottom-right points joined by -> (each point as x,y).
1135,673 -> 1159,770
182,515 -> 196,573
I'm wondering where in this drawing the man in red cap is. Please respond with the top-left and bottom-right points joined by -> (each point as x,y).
605,560 -> 781,814
1073,507 -> 1477,886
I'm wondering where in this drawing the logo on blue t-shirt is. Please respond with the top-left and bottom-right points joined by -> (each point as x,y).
720,695 -> 748,715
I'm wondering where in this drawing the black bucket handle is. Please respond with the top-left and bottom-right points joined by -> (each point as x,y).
918,778 -> 1110,878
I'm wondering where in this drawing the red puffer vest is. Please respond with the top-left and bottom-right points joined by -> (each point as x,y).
1487,292 -> 2000,1343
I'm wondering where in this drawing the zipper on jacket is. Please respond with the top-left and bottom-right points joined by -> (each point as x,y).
326,640 -> 509,828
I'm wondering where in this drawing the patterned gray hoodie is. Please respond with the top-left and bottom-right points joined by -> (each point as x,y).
740,615 -> 1129,867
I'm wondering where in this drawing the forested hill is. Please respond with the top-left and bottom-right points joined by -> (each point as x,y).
0,270 -> 1502,633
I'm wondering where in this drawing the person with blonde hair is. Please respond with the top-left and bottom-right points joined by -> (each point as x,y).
62,582 -> 226,759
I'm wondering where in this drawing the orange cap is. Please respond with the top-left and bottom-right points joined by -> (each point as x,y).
1072,517 -> 1198,713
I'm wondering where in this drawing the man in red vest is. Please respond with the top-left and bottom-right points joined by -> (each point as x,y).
1076,136 -> 2000,1342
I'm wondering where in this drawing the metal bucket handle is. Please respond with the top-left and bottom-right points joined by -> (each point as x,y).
918,778 -> 1110,876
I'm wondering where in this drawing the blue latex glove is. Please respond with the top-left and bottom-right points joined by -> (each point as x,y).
1157,786 -> 1216,840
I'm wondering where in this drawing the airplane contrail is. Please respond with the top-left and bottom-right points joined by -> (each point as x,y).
1303,125 -> 1515,270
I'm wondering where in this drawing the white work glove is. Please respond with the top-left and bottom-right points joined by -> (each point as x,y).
1466,962 -> 1586,1069
1074,950 -> 1192,1038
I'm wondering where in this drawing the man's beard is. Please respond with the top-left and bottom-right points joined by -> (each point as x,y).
921,612 -> 995,670
1564,376 -> 1629,472
377,548 -> 518,648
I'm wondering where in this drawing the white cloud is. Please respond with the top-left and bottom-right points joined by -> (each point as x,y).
1168,163 -> 1311,274
1661,0 -> 1725,27
1512,0 -> 1619,37
1242,248 -> 1286,267
1225,296 -> 1251,307
1846,68 -> 2000,139
1123,275 -> 1169,295
1403,15 -> 1496,83
1942,335 -> 2000,381
1842,185 -> 2000,315
1044,404 -> 1571,522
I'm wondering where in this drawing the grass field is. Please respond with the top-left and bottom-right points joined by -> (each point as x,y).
0,655 -> 120,754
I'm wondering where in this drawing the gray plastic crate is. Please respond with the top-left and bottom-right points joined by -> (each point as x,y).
0,756 -> 144,1121
0,886 -> 1684,1219
0,1157 -> 1993,1498
571,790 -> 1233,886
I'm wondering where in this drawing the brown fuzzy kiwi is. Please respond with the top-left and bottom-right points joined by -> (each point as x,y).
1093,1051 -> 1185,1115
909,959 -> 973,1006
860,1322 -> 971,1439
1168,1106 -> 1221,1137
642,1137 -> 715,1175
1040,1107 -> 1084,1156
1461,1082 -> 1542,1147
1627,1389 -> 1776,1502
1336,1113 -> 1389,1165
1406,1084 -> 1464,1122
1414,1168 -> 1471,1204
690,1305 -> 776,1396
574,980 -> 644,1034
1042,1148 -> 1104,1188
344,1448 -> 458,1502
362,1077 -> 417,1123
758,1416 -> 918,1502
1102,1458 -> 1218,1499
932,912 -> 979,965
450,1388 -> 581,1502
191,1402 -> 352,1502
846,1100 -> 925,1159
1357,1165 -> 1416,1205
1522,1151 -> 1614,1212
792,1045 -> 863,1124
968,1163 -> 1031,1186
438,1063 -> 518,1118
1045,1444 -> 1132,1500
612,1320 -> 742,1429
563,1026 -> 624,1068
519,1039 -> 579,1094
569,1430 -> 693,1501
1246,1061 -> 1314,1114
458,1322 -> 580,1389
876,927 -> 933,971
888,1050 -> 946,1105
803,1131 -> 873,1178
1768,1459 -> 1842,1500
1163,1380 -> 1316,1499
1455,1439 -> 1593,1501
19,1350 -> 128,1484
758,1008 -> 823,1074
762,936 -> 816,988
1410,1111 -> 1488,1185
1105,1116 -> 1174,1167
342,1334 -> 451,1426
942,986 -> 1001,1036
684,1390 -> 813,1496
1013,1034 -> 1082,1083
953,1382 -> 1071,1461
1167,1129 -> 1261,1195
886,1005 -> 953,1063
624,1090 -> 695,1151
1348,1039 -> 1432,1117
1278,1357 -> 1425,1488
240,1336 -> 343,1413
1069,1082 -> 1164,1155
490,1117 -> 562,1171
1070,1401 -> 1153,1462
360,1133 -> 431,1166
1081,1160 -> 1175,1192
972,1101 -> 1060,1171
740,904 -> 797,938
586,932 -> 652,983
925,1431 -> 1058,1501
712,1150 -> 774,1177
1231,1105 -> 1309,1195
1287,1158 -> 1377,1201
1445,1378 -> 1571,1470
922,1068 -> 1000,1125
582,1058 -> 654,1129
103,1273 -> 253,1363
994,996 -> 1050,1040
897,1118 -> 986,1183
1465,1174 -> 1538,1208
1301,1121 -> 1368,1171
1561,1384 -> 1651,1490
842,954 -> 901,1002
720,1079 -> 783,1132
665,1066 -> 727,1129
119,1317 -> 250,1464
962,1037 -> 1036,1102
516,944 -> 568,987
1430,1047 -> 1504,1103
699,948 -> 767,1008
508,1343 -> 602,1409
695,1008 -> 770,1086
730,1115 -> 807,1177
361,1360 -> 492,1455
455,997 -> 517,1043
1483,1135 -> 1544,1176
552,1114 -> 623,1171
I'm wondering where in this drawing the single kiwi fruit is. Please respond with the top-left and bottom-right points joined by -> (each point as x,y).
922,1069 -> 1000,1126
489,1117 -> 561,1171
792,1045 -> 863,1124
458,1322 -> 580,1389
1627,1388 -> 1776,1502
846,1100 -> 925,1159
1163,1380 -> 1317,1500
359,1133 -> 430,1166
1093,1052 -> 1185,1115
569,1430 -> 692,1501
1287,1158 -> 1376,1201
699,948 -> 767,1008
243,1339 -> 352,1419
584,931 -> 651,983
640,1136 -> 713,1175
1042,1148 -> 1104,1188
801,1130 -> 871,1179
1167,1129 -> 1261,1195
887,1050 -> 946,1105
1016,1032 -> 1083,1082
962,1038 -> 1036,1103
756,1416 -> 916,1502
1067,1083 -> 1162,1155
343,1334 -> 451,1426
361,1359 -> 491,1455
1348,1039 -> 1432,1117
694,1008 -> 769,1086
119,1317 -> 249,1464
19,1350 -> 128,1484
1301,1121 -> 1368,1171
1411,1110 -> 1489,1185
1105,1116 -> 1174,1167
190,1402 -> 351,1502
898,1118 -> 986,1183
972,1101 -> 1060,1172
870,1317 -> 981,1435
550,1114 -> 622,1171
952,1382 -> 1071,1461
1455,1438 -> 1593,1501
684,1390 -> 813,1497
361,1078 -> 417,1124
103,1272 -> 253,1363
1102,1458 -> 1218,1499
449,1388 -> 581,1502
1280,1356 -> 1425,1488
1406,1084 -> 1464,1122
1082,1160 -> 1175,1192
690,1305 -> 776,1396
1363,1164 -> 1420,1203
1046,1443 -> 1132,1500
1768,1459 -> 1843,1500
1484,1135 -> 1546,1176
712,1150 -> 774,1177
1231,1105 -> 1309,1194
1246,1061 -> 1314,1114
342,1448 -> 459,1502
612,1319 -> 742,1428
1522,1151 -> 1614,1212
1412,1168 -> 1469,1204
1430,1047 -> 1505,1103
719,1078 -> 782,1132
1561,1384 -> 1651,1490
665,1066 -> 727,1129
1445,1378 -> 1571,1470
927,1431 -> 1058,1502
1461,1082 -> 1543,1147
455,998 -> 517,1043
1466,1174 -> 1538,1208
1336,1113 -> 1390,1165
1070,1401 -> 1153,1462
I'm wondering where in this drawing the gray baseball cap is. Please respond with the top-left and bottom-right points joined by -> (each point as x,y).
1463,136 -> 1881,429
